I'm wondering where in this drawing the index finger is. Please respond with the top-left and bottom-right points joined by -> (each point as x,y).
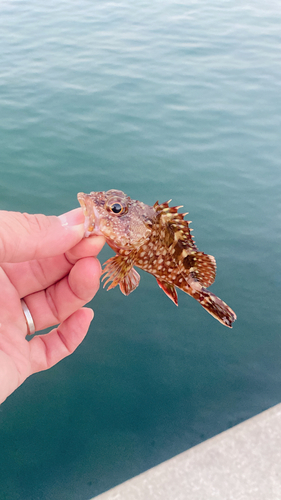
0,208 -> 85,263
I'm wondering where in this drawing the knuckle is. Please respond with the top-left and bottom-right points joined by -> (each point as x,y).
45,288 -> 61,324
22,213 -> 51,235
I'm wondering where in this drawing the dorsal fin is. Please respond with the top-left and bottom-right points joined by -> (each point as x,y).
154,200 -> 216,287
154,200 -> 197,251
182,251 -> 216,287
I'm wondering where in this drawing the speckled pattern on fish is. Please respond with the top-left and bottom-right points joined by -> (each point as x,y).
78,190 -> 236,327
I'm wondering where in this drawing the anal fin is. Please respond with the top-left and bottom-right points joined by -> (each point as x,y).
156,279 -> 178,306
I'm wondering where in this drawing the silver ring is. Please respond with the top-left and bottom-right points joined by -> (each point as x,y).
21,299 -> 36,335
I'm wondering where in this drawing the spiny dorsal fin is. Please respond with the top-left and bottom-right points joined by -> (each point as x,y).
154,200 -> 216,287
154,199 -> 197,251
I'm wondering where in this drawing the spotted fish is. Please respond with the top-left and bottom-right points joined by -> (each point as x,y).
78,189 -> 237,328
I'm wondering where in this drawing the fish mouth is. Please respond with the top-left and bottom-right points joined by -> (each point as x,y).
77,192 -> 98,237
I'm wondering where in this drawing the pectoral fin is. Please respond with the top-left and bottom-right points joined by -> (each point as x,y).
156,279 -> 178,306
102,254 -> 139,295
102,255 -> 132,290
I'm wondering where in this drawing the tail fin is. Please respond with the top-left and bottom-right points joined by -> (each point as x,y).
192,287 -> 236,328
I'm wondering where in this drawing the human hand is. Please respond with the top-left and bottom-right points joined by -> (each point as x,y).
0,208 -> 105,404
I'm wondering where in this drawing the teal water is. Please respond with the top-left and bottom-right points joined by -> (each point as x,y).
1,1 -> 281,498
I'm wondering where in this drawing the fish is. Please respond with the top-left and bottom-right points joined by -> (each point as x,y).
78,189 -> 237,328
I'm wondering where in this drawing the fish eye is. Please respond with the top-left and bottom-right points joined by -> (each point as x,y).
110,202 -> 123,214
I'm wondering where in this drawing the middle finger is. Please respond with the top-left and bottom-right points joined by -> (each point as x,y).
2,235 -> 105,297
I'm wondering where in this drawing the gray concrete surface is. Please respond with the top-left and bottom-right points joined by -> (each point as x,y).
92,403 -> 281,500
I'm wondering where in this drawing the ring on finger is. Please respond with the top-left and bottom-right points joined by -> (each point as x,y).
21,299 -> 36,335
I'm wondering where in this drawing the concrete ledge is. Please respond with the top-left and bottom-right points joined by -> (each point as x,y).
92,403 -> 281,500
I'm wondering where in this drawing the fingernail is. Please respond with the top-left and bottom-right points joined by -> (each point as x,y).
59,208 -> 84,227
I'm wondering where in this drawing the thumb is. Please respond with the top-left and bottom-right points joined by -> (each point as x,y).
0,208 -> 85,263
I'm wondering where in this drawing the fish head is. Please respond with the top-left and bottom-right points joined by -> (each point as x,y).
77,189 -> 155,251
